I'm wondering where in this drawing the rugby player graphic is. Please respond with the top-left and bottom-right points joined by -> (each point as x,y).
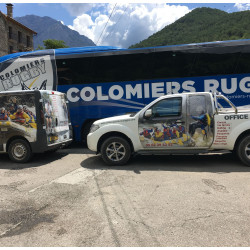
21,79 -> 47,90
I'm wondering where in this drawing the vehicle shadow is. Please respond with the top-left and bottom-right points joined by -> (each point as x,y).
0,151 -> 69,170
81,152 -> 250,173
62,142 -> 94,155
0,143 -> 93,170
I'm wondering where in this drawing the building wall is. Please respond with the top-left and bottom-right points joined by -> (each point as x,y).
8,21 -> 34,53
0,13 -> 8,57
0,12 -> 35,57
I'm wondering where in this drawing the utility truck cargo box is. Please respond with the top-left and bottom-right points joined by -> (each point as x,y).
0,90 -> 72,163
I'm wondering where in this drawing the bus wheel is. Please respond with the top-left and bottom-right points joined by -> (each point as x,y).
101,136 -> 131,166
8,139 -> 33,163
237,136 -> 250,167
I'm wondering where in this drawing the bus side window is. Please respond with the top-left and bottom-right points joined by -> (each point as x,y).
234,48 -> 250,74
56,57 -> 95,85
151,50 -> 196,79
92,53 -> 154,83
191,47 -> 240,77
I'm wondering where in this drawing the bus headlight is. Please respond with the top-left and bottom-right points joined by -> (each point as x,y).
89,124 -> 100,133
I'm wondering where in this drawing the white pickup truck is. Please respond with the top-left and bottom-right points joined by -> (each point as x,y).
87,92 -> 250,166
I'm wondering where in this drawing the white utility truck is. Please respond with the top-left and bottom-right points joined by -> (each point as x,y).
87,92 -> 250,166
0,90 -> 72,163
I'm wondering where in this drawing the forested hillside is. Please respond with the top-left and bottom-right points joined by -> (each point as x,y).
130,7 -> 250,48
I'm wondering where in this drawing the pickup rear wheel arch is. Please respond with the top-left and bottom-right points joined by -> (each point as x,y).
236,135 -> 250,167
234,129 -> 250,152
97,132 -> 134,154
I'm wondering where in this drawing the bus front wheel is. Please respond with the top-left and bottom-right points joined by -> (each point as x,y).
8,139 -> 33,163
101,136 -> 131,166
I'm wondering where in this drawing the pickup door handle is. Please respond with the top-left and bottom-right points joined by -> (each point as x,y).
176,120 -> 185,124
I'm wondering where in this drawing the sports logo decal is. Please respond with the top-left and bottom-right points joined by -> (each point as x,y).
0,51 -> 56,91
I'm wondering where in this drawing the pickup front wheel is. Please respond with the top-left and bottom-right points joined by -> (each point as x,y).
101,136 -> 131,166
237,136 -> 250,167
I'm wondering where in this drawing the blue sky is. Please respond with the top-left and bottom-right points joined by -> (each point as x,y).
0,3 -> 249,48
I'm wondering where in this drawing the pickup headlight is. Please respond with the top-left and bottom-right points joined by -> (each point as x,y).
89,124 -> 100,133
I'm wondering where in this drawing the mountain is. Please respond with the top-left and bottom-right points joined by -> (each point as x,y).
15,15 -> 95,49
130,7 -> 250,48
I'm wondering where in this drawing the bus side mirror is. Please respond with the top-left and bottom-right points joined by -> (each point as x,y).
144,109 -> 152,118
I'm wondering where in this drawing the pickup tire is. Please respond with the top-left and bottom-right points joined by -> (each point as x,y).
237,136 -> 250,167
8,139 -> 33,163
101,136 -> 131,166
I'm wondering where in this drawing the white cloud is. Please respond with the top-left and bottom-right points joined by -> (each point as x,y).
68,3 -> 191,48
234,3 -> 250,11
62,3 -> 105,16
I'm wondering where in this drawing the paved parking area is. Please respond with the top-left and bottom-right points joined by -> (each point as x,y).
0,145 -> 250,246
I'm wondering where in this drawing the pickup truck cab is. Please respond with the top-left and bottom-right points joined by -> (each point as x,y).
87,92 -> 250,166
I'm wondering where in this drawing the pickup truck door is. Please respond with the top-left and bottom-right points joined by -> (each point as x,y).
138,95 -> 189,149
187,94 -> 214,148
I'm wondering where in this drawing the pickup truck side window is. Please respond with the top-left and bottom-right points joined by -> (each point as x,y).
152,97 -> 182,118
189,95 -> 206,116
188,94 -> 214,148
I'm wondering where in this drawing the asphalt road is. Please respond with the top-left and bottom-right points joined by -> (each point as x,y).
0,144 -> 250,247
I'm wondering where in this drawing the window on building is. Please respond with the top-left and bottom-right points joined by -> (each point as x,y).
27,36 -> 30,47
18,31 -> 22,43
8,26 -> 12,39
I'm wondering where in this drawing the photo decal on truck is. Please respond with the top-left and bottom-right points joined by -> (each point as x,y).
0,51 -> 56,92
188,112 -> 213,147
41,92 -> 69,144
139,122 -> 191,148
139,114 -> 213,148
0,93 -> 37,148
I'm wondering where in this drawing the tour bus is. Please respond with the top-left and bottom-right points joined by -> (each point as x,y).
0,90 -> 72,162
1,39 -> 250,143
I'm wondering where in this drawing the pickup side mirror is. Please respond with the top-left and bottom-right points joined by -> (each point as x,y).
144,109 -> 152,118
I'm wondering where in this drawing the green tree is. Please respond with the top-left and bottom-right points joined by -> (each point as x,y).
36,45 -> 45,50
43,39 -> 68,49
